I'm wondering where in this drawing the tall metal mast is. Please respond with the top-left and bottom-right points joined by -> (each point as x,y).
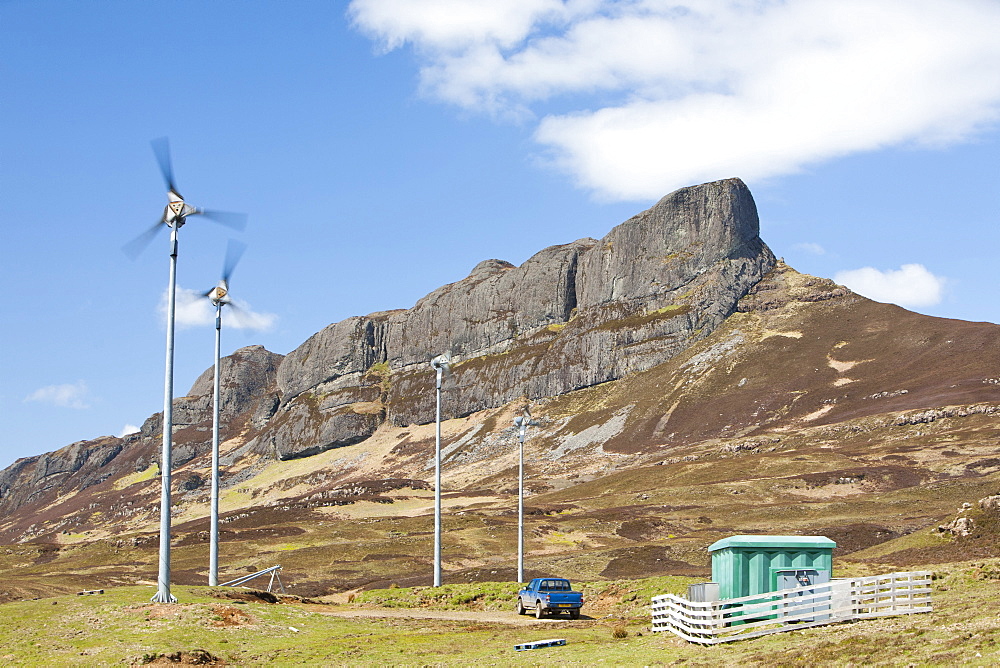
430,352 -> 451,587
152,222 -> 181,603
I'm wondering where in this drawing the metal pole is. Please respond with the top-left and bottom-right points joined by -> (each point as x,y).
514,408 -> 535,584
434,366 -> 442,587
209,302 -> 222,586
518,424 -> 525,583
152,226 -> 179,603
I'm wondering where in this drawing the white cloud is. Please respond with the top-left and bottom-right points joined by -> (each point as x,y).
159,288 -> 278,332
350,0 -> 1000,200
224,297 -> 279,331
794,242 -> 826,255
25,381 -> 91,409
834,263 -> 945,307
118,424 -> 140,438
349,0 -> 573,51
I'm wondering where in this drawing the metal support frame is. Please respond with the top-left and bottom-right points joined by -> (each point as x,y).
221,565 -> 286,594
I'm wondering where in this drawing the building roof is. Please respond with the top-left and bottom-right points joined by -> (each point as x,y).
708,535 -> 837,552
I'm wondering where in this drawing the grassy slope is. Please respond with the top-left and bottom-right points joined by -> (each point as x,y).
1,563 -> 1000,666
3,263 -> 1000,662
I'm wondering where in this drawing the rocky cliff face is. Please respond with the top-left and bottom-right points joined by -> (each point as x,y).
0,345 -> 283,525
250,177 -> 775,458
0,178 -> 775,526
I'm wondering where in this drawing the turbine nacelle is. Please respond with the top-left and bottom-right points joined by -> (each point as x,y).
207,280 -> 231,307
164,190 -> 200,228
514,406 -> 539,435
202,240 -> 246,310
430,352 -> 453,391
123,139 -> 246,258
430,352 -> 452,372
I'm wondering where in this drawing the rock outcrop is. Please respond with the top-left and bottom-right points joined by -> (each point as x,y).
6,177 -> 1000,552
188,345 -> 284,422
0,178 -> 777,523
247,177 -> 775,458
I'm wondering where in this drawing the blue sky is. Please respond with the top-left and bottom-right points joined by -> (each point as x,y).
2,0 -> 999,470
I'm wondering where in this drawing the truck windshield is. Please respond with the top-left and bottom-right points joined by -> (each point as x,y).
541,580 -> 569,591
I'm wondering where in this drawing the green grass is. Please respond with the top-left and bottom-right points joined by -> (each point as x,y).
356,575 -> 751,620
0,585 -> 674,666
112,463 -> 158,490
355,581 -> 522,609
3,564 -> 1000,665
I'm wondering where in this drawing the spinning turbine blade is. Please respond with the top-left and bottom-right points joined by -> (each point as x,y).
201,239 -> 247,306
198,209 -> 248,231
222,239 -> 247,283
122,219 -> 166,259
150,137 -> 178,196
223,301 -> 253,329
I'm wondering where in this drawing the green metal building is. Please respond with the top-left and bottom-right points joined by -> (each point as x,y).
708,535 -> 836,600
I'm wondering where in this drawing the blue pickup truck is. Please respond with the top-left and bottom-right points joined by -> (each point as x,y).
516,578 -> 584,619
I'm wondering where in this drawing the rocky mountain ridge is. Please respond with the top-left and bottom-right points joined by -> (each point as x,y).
0,177 -> 775,528
2,177 -> 999,597
254,176 -> 774,461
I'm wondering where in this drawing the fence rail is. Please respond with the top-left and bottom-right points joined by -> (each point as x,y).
651,571 -> 932,645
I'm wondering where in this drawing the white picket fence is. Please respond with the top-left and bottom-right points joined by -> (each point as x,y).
651,571 -> 932,645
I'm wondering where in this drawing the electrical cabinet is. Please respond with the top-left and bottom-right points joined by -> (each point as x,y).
686,582 -> 721,603
708,535 -> 836,600
776,568 -> 831,620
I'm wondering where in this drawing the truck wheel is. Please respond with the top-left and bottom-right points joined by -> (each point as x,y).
570,609 -> 580,620
535,602 -> 544,619
516,598 -> 526,615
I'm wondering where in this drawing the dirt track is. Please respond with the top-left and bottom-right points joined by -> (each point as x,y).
313,606 -> 593,626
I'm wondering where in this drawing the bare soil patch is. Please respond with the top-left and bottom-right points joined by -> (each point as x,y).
210,589 -> 279,604
208,604 -> 255,627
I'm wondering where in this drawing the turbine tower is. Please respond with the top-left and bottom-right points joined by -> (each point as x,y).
126,138 -> 246,603
430,352 -> 452,587
514,406 -> 539,583
203,240 -> 245,586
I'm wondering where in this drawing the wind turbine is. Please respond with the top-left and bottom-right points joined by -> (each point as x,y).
513,406 -> 539,583
202,239 -> 246,587
126,138 -> 246,604
430,351 -> 452,587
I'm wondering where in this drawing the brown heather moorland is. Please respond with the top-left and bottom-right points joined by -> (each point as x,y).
2,179 -> 1000,664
